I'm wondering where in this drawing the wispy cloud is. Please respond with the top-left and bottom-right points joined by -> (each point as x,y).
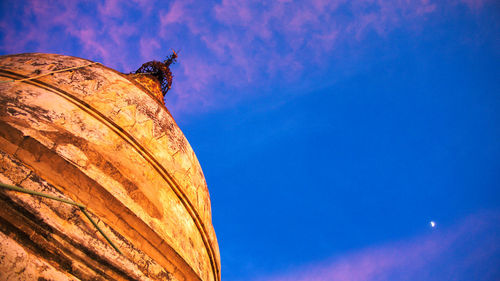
0,0 -> 495,114
246,211 -> 500,281
154,0 -> 497,113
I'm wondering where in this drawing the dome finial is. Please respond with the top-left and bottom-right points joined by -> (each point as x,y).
135,49 -> 179,96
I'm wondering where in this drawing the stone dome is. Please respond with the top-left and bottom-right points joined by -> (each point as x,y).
0,53 -> 220,281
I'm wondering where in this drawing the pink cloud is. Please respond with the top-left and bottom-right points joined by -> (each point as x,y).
169,57 -> 226,111
214,0 -> 254,26
68,28 -> 110,62
0,0 -> 154,71
160,0 -> 186,26
139,37 -> 161,61
151,0 -> 496,114
163,0 -> 438,91
1,0 -> 495,114
98,0 -> 123,18
248,211 -> 500,281
0,1 -> 76,53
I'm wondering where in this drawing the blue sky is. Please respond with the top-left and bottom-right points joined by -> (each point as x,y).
1,1 -> 499,280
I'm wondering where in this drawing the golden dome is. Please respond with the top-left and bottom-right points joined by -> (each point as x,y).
0,53 -> 220,281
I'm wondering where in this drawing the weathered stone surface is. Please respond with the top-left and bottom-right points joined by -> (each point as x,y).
0,231 -> 80,281
0,53 -> 220,281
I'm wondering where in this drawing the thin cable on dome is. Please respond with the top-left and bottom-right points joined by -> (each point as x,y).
0,181 -> 122,255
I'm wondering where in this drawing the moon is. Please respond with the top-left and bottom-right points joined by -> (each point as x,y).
430,221 -> 436,228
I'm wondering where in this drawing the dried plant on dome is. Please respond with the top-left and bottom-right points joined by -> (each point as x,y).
135,50 -> 178,96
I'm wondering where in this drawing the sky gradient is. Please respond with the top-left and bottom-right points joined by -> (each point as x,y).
1,1 -> 499,280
